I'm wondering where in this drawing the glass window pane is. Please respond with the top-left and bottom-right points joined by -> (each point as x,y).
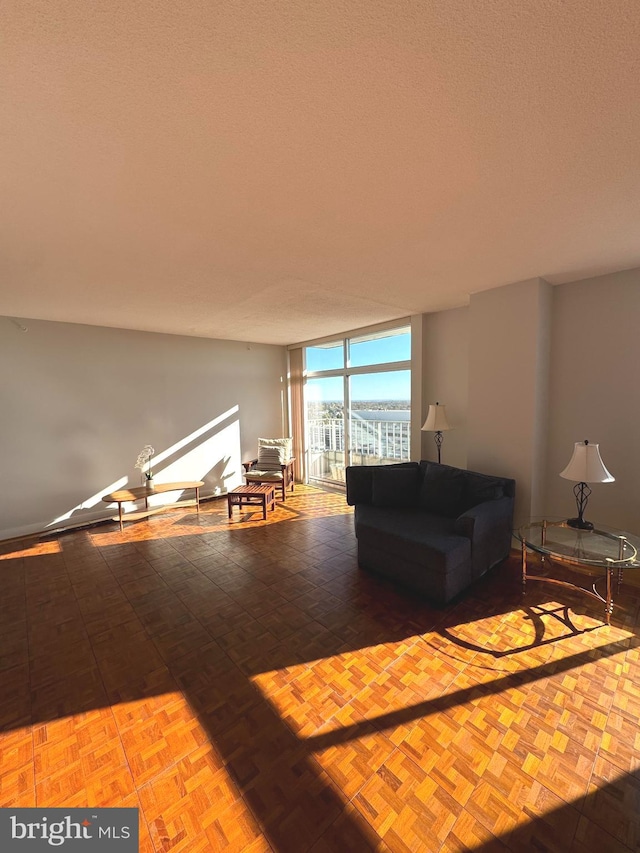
305,341 -> 344,372
306,377 -> 345,483
349,371 -> 411,465
348,326 -> 410,368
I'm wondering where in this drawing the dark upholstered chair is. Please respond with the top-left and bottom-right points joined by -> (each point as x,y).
346,461 -> 515,605
243,437 -> 295,501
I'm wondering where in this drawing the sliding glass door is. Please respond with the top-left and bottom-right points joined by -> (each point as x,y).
306,376 -> 345,484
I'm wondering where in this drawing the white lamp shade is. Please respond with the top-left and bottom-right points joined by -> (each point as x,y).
559,441 -> 615,484
422,403 -> 452,432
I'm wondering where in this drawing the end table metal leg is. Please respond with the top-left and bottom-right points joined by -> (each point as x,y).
118,503 -> 123,532
521,541 -> 527,594
605,563 -> 613,625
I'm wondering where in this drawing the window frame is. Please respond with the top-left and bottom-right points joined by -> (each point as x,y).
298,320 -> 412,484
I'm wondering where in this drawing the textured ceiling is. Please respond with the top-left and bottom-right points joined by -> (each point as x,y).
2,1 -> 640,345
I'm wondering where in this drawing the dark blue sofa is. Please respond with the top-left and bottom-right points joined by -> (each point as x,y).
345,461 -> 515,605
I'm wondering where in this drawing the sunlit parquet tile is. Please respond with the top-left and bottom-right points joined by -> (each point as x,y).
353,748 -> 464,852
270,637 -> 424,742
599,709 -> 640,773
0,727 -> 35,807
441,808 -> 509,852
34,710 -> 136,808
264,674 -> 352,738
399,712 -> 498,808
612,663 -> 640,720
137,743 -> 268,853
3,486 -> 640,852
523,729 -> 596,804
312,727 -> 396,800
465,752 -> 581,848
118,694 -> 210,787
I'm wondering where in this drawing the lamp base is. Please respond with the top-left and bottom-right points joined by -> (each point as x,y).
566,517 -> 594,531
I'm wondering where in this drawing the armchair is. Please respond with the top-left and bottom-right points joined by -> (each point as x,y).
346,461 -> 515,605
243,437 -> 295,502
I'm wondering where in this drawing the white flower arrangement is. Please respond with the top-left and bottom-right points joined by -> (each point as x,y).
135,444 -> 155,481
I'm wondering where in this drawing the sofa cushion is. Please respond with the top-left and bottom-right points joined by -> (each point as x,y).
355,505 -> 470,575
419,464 -> 466,517
372,466 -> 420,508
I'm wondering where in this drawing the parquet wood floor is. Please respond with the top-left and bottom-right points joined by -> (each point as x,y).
1,485 -> 639,851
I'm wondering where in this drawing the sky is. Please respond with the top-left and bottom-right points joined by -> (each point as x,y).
307,370 -> 411,404
305,329 -> 411,402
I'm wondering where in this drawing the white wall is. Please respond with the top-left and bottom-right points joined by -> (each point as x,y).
418,269 -> 640,535
467,278 -> 552,527
0,317 -> 288,540
421,307 -> 469,469
545,270 -> 640,531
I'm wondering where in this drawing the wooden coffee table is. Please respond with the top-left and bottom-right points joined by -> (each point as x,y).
227,484 -> 276,520
102,481 -> 204,531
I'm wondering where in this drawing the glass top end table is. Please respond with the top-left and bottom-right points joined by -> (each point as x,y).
516,518 -> 640,624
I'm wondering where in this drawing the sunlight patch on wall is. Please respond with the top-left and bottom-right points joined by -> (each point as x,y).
153,405 -> 240,469
46,406 -> 241,528
47,476 -> 128,527
156,419 -> 242,496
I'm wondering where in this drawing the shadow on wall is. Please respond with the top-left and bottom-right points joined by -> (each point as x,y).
47,406 -> 242,531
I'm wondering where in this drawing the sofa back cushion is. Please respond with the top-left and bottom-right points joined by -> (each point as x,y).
371,466 -> 420,508
419,464 -> 466,517
461,472 -> 505,511
345,462 -> 419,506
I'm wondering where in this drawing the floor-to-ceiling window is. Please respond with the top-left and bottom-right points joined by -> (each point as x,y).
303,322 -> 411,485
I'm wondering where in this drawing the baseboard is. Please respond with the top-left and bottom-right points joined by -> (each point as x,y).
0,492 -> 227,546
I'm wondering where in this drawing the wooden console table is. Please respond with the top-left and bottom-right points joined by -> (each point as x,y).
102,481 -> 205,531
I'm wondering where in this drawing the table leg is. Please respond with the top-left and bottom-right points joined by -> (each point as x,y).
521,540 -> 527,593
195,487 -> 200,515
606,565 -> 613,625
262,494 -> 267,520
118,502 -> 123,532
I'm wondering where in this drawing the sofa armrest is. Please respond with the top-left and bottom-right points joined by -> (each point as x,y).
454,496 -> 514,539
454,496 -> 514,580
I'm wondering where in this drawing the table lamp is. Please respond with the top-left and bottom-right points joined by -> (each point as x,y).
559,439 -> 614,530
421,402 -> 452,464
